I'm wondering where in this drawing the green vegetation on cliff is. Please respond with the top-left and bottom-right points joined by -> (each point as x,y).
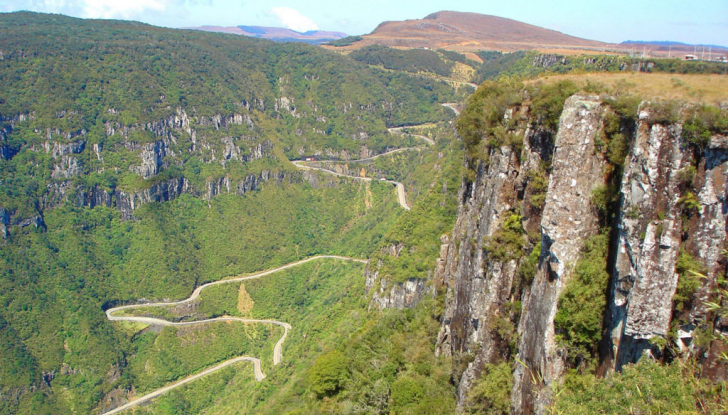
472,50 -> 728,83
0,11 -> 459,224
0,177 -> 404,414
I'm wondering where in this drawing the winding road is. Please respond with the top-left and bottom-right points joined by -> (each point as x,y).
102,118 -> 451,412
102,255 -> 367,414
293,161 -> 411,210
387,127 -> 436,145
441,103 -> 461,116
348,146 -> 425,163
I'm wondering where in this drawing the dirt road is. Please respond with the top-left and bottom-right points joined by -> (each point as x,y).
441,103 -> 461,116
387,127 -> 436,145
293,162 -> 411,210
102,255 -> 366,414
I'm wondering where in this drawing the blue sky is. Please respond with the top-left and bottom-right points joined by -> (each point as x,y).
1,0 -> 726,46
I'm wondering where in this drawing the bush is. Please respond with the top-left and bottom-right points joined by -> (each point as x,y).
678,191 -> 701,212
604,95 -> 641,119
309,349 -> 350,398
526,169 -> 548,210
591,184 -> 619,217
683,105 -> 728,148
529,80 -> 579,131
518,241 -> 541,286
554,234 -> 609,364
390,376 -> 425,414
484,213 -> 525,262
456,79 -> 524,161
466,362 -> 513,414
554,361 -> 718,414
673,250 -> 706,312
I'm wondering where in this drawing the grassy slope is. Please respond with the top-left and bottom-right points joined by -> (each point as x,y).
525,72 -> 728,105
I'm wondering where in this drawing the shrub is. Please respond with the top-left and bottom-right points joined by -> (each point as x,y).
526,169 -> 549,210
529,80 -> 579,131
456,79 -> 524,161
484,213 -> 525,262
673,250 -> 706,312
591,183 -> 619,217
554,235 -> 609,364
309,349 -> 350,398
678,191 -> 701,212
554,361 -> 716,414
517,241 -> 541,287
645,101 -> 680,125
677,165 -> 697,188
466,363 -> 513,415
390,376 -> 425,414
604,95 -> 641,119
682,105 -> 728,148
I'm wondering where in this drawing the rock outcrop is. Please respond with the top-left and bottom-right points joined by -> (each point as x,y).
605,114 -> 687,368
604,114 -> 728,374
434,102 -> 558,408
512,96 -> 606,413
365,244 -> 430,310
433,95 -> 728,414
70,170 -> 298,220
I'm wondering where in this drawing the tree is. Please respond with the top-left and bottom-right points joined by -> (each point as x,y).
309,349 -> 349,397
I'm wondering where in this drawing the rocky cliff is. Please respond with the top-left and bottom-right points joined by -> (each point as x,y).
365,243 -> 431,310
0,104 -> 361,236
604,111 -> 728,374
434,91 -> 728,413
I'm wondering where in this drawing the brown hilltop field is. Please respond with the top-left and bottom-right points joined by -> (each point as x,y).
325,10 -> 625,55
526,72 -> 728,105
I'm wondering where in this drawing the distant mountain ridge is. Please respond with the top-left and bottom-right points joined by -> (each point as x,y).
334,10 -> 612,53
188,25 -> 347,44
622,40 -> 728,49
620,40 -> 728,58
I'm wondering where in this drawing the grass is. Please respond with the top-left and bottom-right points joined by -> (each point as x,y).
525,72 -> 728,105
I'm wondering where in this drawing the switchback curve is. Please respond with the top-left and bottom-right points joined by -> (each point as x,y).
293,161 -> 411,210
102,255 -> 367,414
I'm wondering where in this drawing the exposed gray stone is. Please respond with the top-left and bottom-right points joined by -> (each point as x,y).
513,96 -> 605,414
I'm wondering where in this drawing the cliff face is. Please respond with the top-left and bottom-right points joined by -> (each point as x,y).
365,254 -> 429,310
605,117 -> 688,367
435,141 -> 528,406
435,94 -> 728,413
512,96 -> 606,413
606,115 -> 728,373
0,92 -> 405,236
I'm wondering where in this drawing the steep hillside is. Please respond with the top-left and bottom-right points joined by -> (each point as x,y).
0,11 -> 458,229
3,10 -> 727,415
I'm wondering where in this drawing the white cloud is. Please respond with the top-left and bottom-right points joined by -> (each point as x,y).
82,0 -> 169,19
270,7 -> 319,32
3,0 -> 172,20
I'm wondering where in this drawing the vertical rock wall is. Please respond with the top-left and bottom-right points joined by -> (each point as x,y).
434,144 -> 522,407
435,107 -> 554,407
512,96 -> 605,414
606,115 -> 688,368
436,94 -> 728,414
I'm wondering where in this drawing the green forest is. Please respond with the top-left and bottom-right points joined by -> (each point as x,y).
1,10 -> 727,415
